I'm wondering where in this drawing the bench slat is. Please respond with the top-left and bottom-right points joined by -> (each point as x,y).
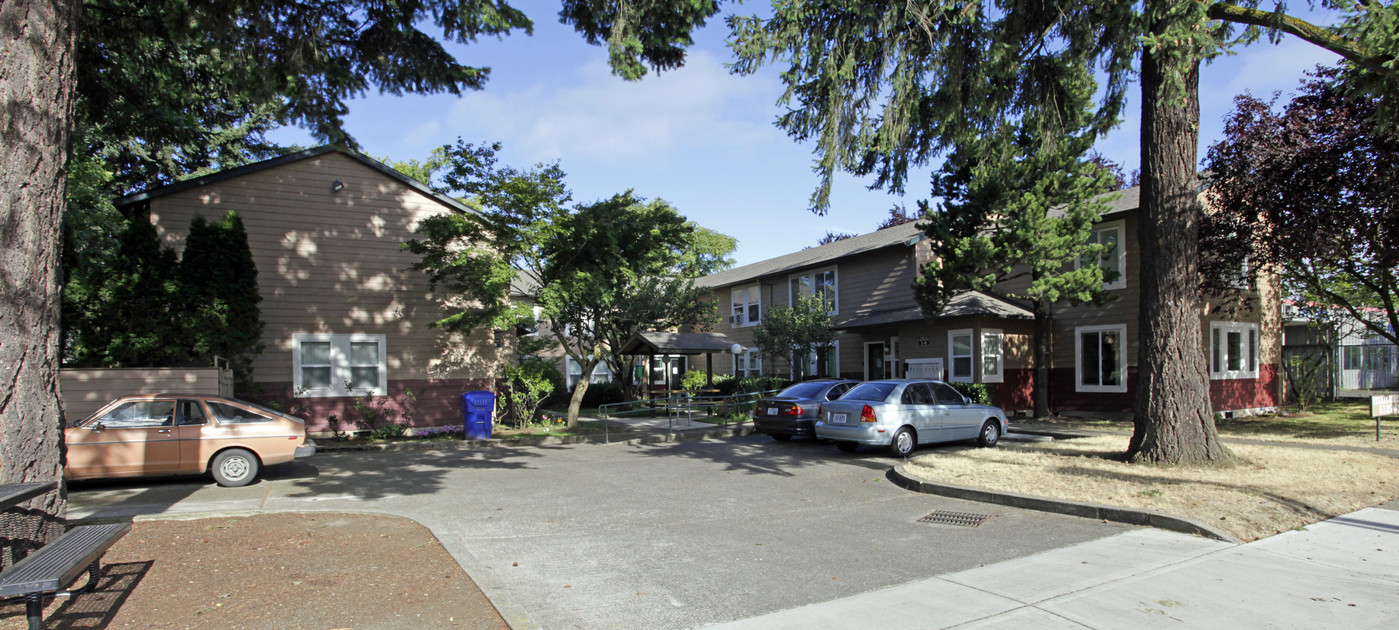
0,522 -> 131,599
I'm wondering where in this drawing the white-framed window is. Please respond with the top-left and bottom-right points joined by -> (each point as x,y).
788,267 -> 838,314
731,285 -> 761,327
1342,346 -> 1363,370
1209,321 -> 1259,380
981,329 -> 1004,384
734,348 -> 762,379
1076,324 -> 1127,393
1078,220 -> 1126,290
1362,346 -> 1393,373
565,357 -> 613,390
792,341 -> 840,379
948,329 -> 973,382
293,333 -> 387,397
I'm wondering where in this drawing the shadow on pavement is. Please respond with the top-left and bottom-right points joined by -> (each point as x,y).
278,446 -> 548,500
629,433 -> 894,476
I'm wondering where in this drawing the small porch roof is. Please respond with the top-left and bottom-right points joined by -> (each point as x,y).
831,291 -> 1033,330
618,332 -> 740,355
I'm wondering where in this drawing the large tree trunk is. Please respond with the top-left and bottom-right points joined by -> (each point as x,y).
1,0 -> 78,568
1032,298 -> 1051,418
1130,0 -> 1232,465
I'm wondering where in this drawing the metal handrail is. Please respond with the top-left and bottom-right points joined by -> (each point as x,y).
597,389 -> 782,443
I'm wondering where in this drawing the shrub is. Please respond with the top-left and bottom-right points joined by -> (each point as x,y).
681,371 -> 731,391
947,382 -> 992,405
580,381 -> 626,407
737,376 -> 790,394
502,359 -> 560,426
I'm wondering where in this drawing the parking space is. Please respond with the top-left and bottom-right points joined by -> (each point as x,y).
68,434 -> 1130,629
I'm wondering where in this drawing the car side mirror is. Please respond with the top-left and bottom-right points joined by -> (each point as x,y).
961,395 -> 970,405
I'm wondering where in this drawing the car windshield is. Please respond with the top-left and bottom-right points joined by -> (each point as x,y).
777,382 -> 831,398
842,382 -> 897,402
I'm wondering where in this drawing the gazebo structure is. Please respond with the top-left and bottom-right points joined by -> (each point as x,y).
616,332 -> 743,394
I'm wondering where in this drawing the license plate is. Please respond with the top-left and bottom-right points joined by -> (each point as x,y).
831,413 -> 848,424
767,407 -> 778,416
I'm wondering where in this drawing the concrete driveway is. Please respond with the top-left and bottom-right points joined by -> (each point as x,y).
68,434 -> 1130,629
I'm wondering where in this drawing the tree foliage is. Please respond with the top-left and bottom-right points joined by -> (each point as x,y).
77,0 -> 537,193
1203,66 -> 1399,346
405,141 -> 730,425
180,211 -> 266,380
913,69 -> 1117,417
752,294 -> 837,380
716,0 -> 1398,465
62,212 -> 183,368
62,211 -> 265,376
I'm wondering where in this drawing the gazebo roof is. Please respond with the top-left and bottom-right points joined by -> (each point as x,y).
618,332 -> 741,355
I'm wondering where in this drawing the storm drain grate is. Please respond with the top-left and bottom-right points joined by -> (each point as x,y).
917,510 -> 994,527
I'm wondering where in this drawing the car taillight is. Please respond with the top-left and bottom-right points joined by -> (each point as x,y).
783,404 -> 804,416
817,403 -> 824,418
860,405 -> 877,422
755,403 -> 763,415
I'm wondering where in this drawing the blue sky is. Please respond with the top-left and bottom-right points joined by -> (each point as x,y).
272,2 -> 1343,268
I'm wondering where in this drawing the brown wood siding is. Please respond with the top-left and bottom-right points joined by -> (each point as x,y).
59,367 -> 227,422
1048,211 -> 1142,368
148,153 -> 499,392
835,248 -> 919,317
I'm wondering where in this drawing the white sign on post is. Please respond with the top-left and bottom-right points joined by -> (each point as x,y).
1371,394 -> 1398,442
1373,394 -> 1399,418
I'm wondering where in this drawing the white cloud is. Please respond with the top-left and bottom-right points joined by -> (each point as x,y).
442,50 -> 781,165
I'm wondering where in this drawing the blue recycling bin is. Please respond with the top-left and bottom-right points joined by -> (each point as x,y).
462,391 -> 495,440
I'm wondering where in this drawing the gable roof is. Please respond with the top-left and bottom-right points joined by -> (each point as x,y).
699,186 -> 1143,291
112,145 -> 476,215
831,291 -> 1033,329
617,332 -> 742,355
697,221 -> 923,289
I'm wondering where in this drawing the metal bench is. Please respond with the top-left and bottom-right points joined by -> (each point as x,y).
0,521 -> 131,630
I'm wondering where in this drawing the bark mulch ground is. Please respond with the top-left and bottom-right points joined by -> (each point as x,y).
0,513 -> 507,630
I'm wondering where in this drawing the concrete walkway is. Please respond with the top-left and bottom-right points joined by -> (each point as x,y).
709,504 -> 1399,629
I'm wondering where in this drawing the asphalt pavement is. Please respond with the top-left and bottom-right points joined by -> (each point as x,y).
66,433 -> 1399,629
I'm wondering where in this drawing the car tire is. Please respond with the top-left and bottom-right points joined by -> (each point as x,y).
978,420 -> 1001,448
835,441 -> 859,453
771,434 -> 793,442
211,448 -> 260,487
888,427 -> 916,458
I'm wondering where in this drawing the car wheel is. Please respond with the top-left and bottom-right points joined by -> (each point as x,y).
978,420 -> 1001,448
771,434 -> 793,442
835,441 -> 859,453
888,427 -> 916,457
211,448 -> 260,487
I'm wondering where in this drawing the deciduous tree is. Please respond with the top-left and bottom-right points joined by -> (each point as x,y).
1203,66 -> 1398,347
405,141 -> 727,426
752,295 -> 837,380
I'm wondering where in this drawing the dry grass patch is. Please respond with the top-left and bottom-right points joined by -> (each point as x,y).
905,436 -> 1399,541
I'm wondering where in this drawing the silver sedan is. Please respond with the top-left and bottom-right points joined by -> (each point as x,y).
815,379 -> 1009,457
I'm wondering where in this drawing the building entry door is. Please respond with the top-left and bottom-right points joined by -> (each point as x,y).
865,343 -> 886,381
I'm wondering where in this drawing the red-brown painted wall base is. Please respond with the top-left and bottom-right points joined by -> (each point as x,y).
1209,364 -> 1280,411
249,378 -> 494,433
1046,367 -> 1139,414
989,369 -> 1034,411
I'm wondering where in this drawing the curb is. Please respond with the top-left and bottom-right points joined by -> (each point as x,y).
314,424 -> 757,453
887,463 -> 1243,543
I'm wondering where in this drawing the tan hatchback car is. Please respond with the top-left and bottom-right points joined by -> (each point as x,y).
65,394 -> 316,487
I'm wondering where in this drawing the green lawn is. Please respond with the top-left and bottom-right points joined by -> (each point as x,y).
1216,401 -> 1389,441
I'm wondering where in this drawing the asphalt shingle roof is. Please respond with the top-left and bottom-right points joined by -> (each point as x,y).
697,222 -> 924,289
